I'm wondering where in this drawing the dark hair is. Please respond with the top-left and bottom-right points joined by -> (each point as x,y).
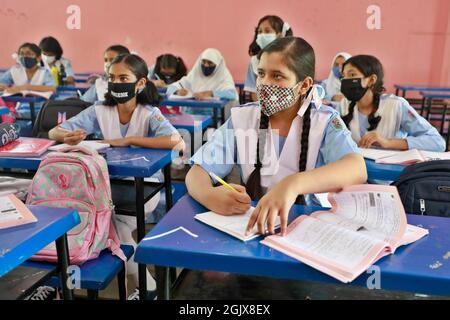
18,43 -> 43,66
39,36 -> 63,60
341,55 -> 385,131
105,45 -> 130,56
248,15 -> 293,57
154,54 -> 187,83
103,54 -> 160,106
246,37 -> 315,205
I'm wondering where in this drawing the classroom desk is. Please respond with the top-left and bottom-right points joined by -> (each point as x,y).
420,92 -> 450,134
2,95 -> 51,127
394,85 -> 450,98
166,114 -> 212,156
160,98 -> 228,128
0,146 -> 177,300
365,159 -> 405,182
0,206 -> 80,300
135,195 -> 450,299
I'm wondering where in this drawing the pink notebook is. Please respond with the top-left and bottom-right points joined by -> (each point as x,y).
0,137 -> 55,157
0,194 -> 37,230
261,185 -> 429,283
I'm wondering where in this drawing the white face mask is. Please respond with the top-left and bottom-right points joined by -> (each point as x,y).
104,62 -> 111,76
256,33 -> 277,50
42,54 -> 56,65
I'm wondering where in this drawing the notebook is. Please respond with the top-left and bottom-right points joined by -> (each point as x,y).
49,141 -> 110,152
195,207 -> 281,241
358,148 -> 401,161
375,149 -> 450,165
261,184 -> 429,283
0,194 -> 38,230
1,90 -> 53,99
0,137 -> 55,157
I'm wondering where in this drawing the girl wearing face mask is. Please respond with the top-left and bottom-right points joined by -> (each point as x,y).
81,45 -> 130,104
0,43 -> 56,93
323,52 -> 352,103
39,36 -> 75,86
49,53 -> 185,300
244,15 -> 293,102
166,48 -> 238,116
339,55 -> 445,152
186,37 -> 367,236
149,53 -> 188,89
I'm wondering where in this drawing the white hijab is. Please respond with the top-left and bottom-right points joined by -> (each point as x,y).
175,48 -> 237,94
324,52 -> 351,98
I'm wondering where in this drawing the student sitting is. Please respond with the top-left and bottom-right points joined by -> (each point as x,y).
81,45 -> 130,104
39,36 -> 75,86
339,55 -> 445,151
323,52 -> 352,103
149,53 -> 187,88
186,37 -> 367,236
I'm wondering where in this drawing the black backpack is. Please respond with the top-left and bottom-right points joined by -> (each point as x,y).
32,99 -> 92,138
391,160 -> 450,217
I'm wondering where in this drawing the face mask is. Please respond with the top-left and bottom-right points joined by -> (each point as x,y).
340,78 -> 369,102
108,82 -> 137,104
257,82 -> 301,116
332,66 -> 342,79
104,62 -> 111,75
256,33 -> 277,49
19,57 -> 38,69
42,54 -> 56,65
201,65 -> 215,77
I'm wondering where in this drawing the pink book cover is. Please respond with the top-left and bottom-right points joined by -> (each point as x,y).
0,137 -> 55,157
0,194 -> 38,230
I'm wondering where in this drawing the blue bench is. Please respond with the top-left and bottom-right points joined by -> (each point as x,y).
22,245 -> 134,300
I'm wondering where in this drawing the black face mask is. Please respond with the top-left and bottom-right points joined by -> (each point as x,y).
201,65 -> 215,77
19,57 -> 38,69
341,78 -> 369,102
108,82 -> 137,104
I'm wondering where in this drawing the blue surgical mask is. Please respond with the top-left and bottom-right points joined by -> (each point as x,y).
332,66 -> 342,79
256,33 -> 277,49
19,56 -> 38,69
201,65 -> 215,77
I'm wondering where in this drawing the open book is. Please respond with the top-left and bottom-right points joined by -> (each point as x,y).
0,137 -> 55,157
261,185 -> 429,283
168,92 -> 221,101
195,207 -> 281,241
0,194 -> 37,230
1,90 -> 53,99
49,140 -> 110,152
359,148 -> 450,164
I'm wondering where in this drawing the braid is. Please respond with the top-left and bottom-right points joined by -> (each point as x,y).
295,104 -> 311,205
246,111 -> 269,200
342,101 -> 357,128
367,91 -> 382,131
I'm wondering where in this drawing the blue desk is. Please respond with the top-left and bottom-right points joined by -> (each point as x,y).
57,85 -> 90,94
395,85 -> 450,98
135,195 -> 450,299
365,159 -> 405,182
166,114 -> 212,156
0,146 -> 177,299
0,205 -> 80,299
161,98 -> 228,127
2,95 -> 51,127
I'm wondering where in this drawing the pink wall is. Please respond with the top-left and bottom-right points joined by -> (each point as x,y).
1,0 -> 449,92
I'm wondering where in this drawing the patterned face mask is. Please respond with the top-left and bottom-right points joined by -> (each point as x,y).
257,83 -> 301,116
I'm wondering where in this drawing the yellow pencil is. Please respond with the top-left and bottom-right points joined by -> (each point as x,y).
209,171 -> 238,192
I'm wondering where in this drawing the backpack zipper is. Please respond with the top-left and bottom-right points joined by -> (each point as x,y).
420,199 -> 426,215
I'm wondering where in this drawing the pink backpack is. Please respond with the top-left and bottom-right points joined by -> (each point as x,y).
26,146 -> 125,265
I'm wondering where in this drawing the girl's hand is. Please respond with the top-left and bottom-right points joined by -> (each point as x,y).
246,175 -> 299,236
0,84 -> 8,91
101,137 -> 132,147
4,86 -> 23,94
193,91 -> 213,100
359,132 -> 390,149
176,88 -> 189,96
63,129 -> 87,145
151,80 -> 166,88
206,184 -> 252,216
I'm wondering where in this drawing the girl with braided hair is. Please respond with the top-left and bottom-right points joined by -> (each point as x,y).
186,37 -> 367,236
339,55 -> 445,151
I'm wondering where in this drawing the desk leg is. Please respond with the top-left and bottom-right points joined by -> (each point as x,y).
55,234 -> 73,300
135,177 -> 148,300
155,266 -> 170,300
402,90 -> 406,98
213,108 -> 218,128
30,101 -> 36,128
395,88 -> 399,96
420,97 -> 426,116
441,104 -> 448,135
221,108 -> 225,126
426,98 -> 432,121
163,164 -> 173,211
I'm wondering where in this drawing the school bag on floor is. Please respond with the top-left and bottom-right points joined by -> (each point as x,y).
391,160 -> 450,217
26,146 -> 126,264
